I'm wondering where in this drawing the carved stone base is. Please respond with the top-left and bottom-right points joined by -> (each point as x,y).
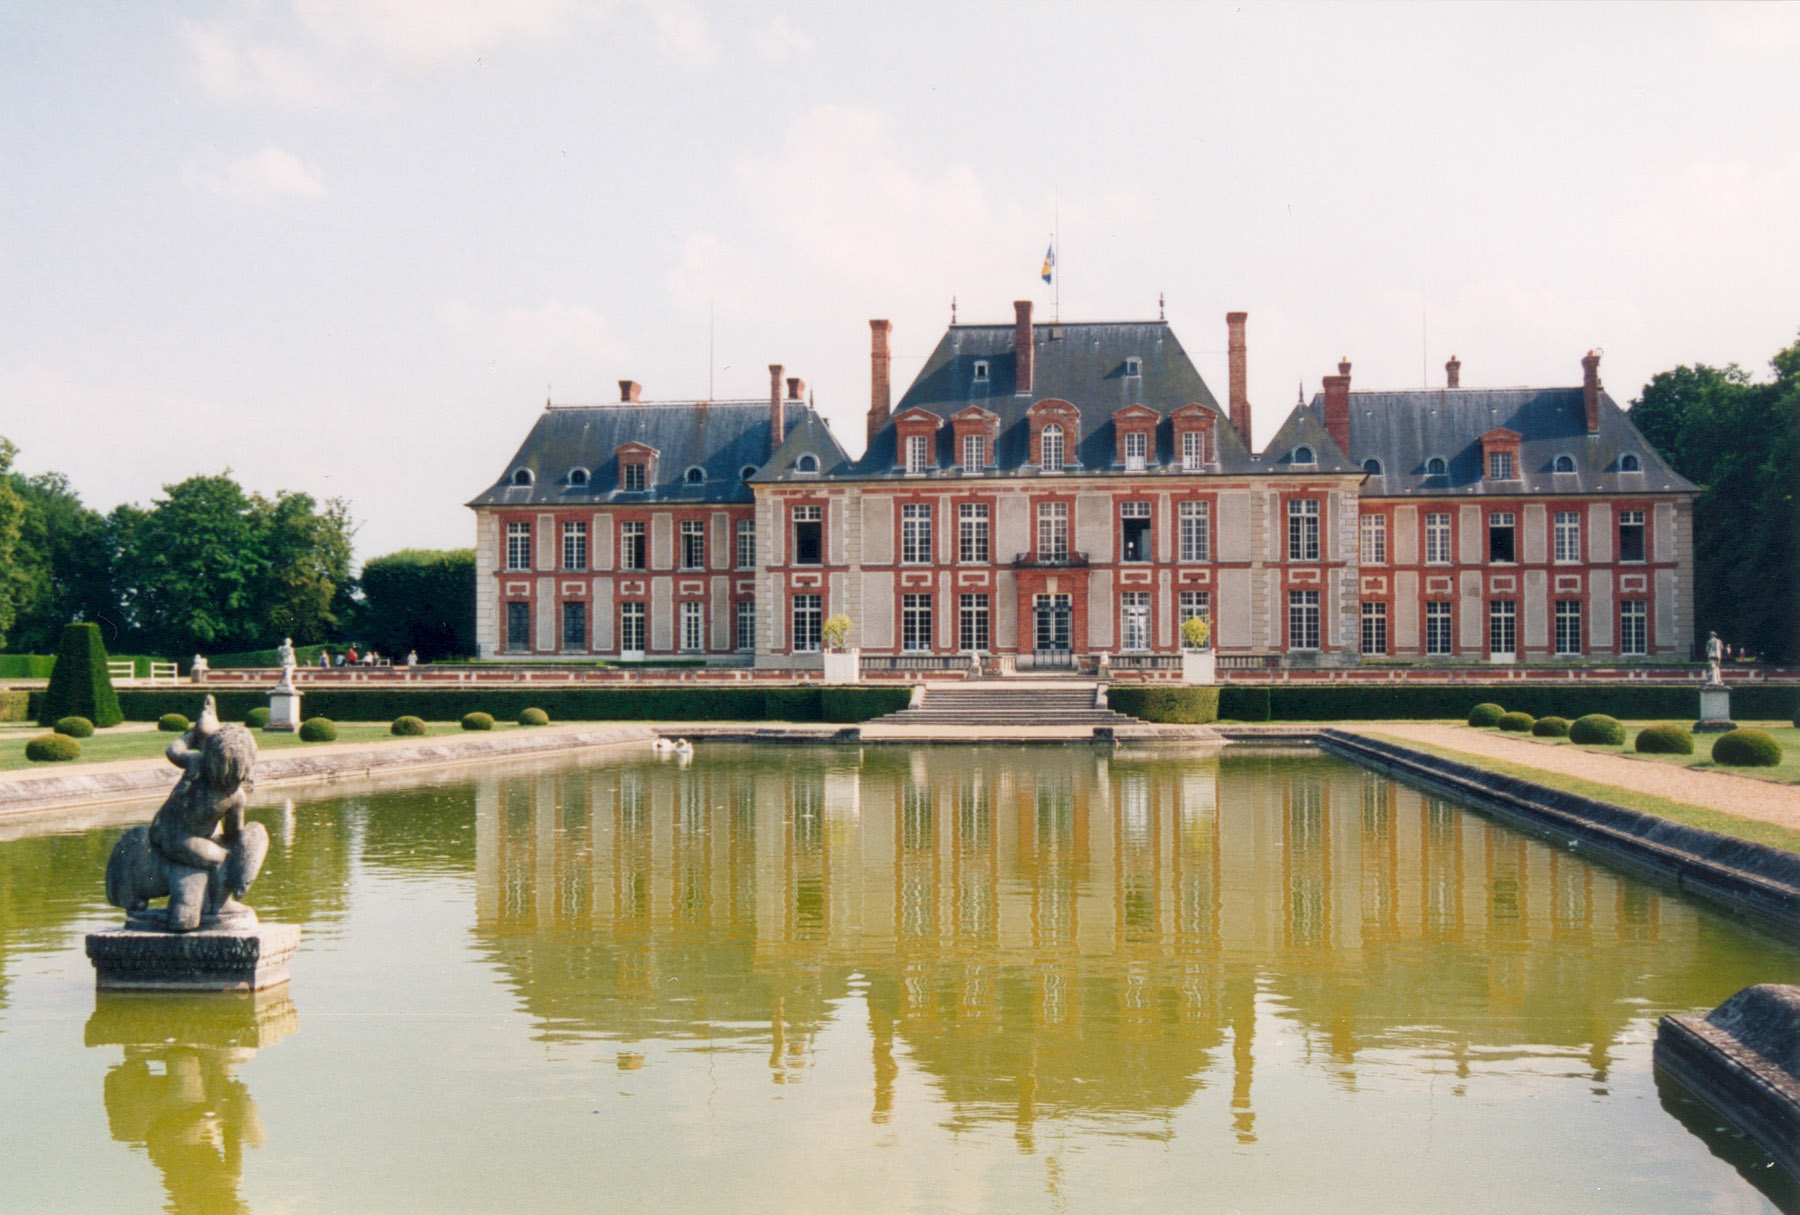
1696,685 -> 1735,733
267,688 -> 303,732
86,922 -> 300,992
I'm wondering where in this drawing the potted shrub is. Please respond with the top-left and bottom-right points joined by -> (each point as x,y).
821,614 -> 859,685
1180,615 -> 1215,685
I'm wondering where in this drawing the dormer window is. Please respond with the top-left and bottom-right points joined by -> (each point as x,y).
1125,357 -> 1142,377
568,468 -> 589,487
511,468 -> 533,487
1479,429 -> 1522,482
795,453 -> 819,474
1123,431 -> 1147,471
972,360 -> 990,383
1425,456 -> 1448,477
962,433 -> 984,470
1041,424 -> 1065,469
1292,446 -> 1315,465
1488,451 -> 1515,480
622,463 -> 646,492
1620,453 -> 1641,472
684,466 -> 706,485
1554,454 -> 1576,473
1362,459 -> 1382,476
905,433 -> 929,474
741,465 -> 758,482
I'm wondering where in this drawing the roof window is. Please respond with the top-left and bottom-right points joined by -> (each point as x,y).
684,466 -> 706,485
741,465 -> 758,482
1425,456 -> 1447,477
1125,357 -> 1143,377
1362,459 -> 1382,476
511,469 -> 533,487
973,360 -> 989,383
1292,446 -> 1315,465
1553,454 -> 1576,473
1619,453 -> 1641,472
795,453 -> 819,474
568,467 -> 589,487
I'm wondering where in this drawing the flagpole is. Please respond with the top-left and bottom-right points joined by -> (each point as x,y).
1053,190 -> 1060,323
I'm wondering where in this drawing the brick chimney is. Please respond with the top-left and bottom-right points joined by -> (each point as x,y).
769,364 -> 785,457
1322,358 -> 1352,457
1226,311 -> 1250,444
1581,350 -> 1601,433
1445,355 -> 1461,389
1013,300 -> 1034,396
787,376 -> 804,402
619,380 -> 641,403
868,319 -> 892,448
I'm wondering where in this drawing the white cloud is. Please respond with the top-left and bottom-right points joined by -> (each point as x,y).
183,20 -> 339,106
440,300 -> 616,366
291,0 -> 586,67
190,146 -> 327,201
752,16 -> 811,62
642,0 -> 712,67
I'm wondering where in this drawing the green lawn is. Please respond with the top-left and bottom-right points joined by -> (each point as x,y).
1466,721 -> 1800,786
0,721 -> 531,772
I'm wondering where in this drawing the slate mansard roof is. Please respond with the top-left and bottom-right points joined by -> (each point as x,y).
850,320 -> 1259,476
468,399 -> 835,508
1294,386 -> 1697,497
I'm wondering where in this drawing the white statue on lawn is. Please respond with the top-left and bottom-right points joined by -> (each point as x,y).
274,637 -> 297,692
1705,631 -> 1724,686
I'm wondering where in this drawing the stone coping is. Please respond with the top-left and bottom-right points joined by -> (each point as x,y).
1656,985 -> 1800,1181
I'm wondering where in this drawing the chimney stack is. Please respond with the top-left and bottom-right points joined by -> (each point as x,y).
1226,311 -> 1250,444
1445,356 -> 1461,389
787,376 -> 804,401
1322,358 -> 1352,456
1013,300 -> 1034,396
619,380 -> 641,403
769,364 -> 785,457
1581,350 -> 1601,433
868,319 -> 892,448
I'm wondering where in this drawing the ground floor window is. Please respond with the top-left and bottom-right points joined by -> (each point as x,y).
959,593 -> 989,652
1620,599 -> 1647,656
506,601 -> 530,651
1554,599 -> 1582,656
1034,594 -> 1072,652
1121,592 -> 1151,651
619,602 -> 646,654
792,594 -> 823,652
1287,590 -> 1320,651
561,601 -> 586,650
1489,599 -> 1516,656
1426,601 -> 1453,655
1360,601 -> 1387,655
735,600 -> 755,652
902,594 -> 933,652
681,601 -> 705,652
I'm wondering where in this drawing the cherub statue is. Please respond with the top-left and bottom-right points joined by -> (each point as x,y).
105,696 -> 269,933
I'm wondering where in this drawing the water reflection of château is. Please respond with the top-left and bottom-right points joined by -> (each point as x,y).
465,745 -> 1785,1139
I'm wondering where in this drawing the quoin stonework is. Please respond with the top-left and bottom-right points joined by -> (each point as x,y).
468,304 -> 1696,671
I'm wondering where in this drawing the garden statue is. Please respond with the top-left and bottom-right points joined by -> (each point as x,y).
273,637 -> 297,693
190,653 -> 208,682
1705,631 -> 1725,686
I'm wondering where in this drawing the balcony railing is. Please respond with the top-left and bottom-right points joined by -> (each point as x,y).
1009,552 -> 1089,570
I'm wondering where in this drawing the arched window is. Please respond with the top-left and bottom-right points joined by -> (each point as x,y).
1041,424 -> 1065,468
568,468 -> 589,487
511,468 -> 533,487
1425,456 -> 1447,477
1620,453 -> 1641,472
1554,454 -> 1575,473
795,453 -> 819,473
741,465 -> 758,482
684,466 -> 705,485
1362,458 -> 1382,476
1292,445 -> 1315,465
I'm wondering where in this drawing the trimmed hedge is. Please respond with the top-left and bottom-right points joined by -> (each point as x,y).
462,712 -> 495,731
26,733 -> 81,762
245,706 -> 272,729
1468,703 -> 1506,727
0,654 -> 56,679
1108,687 -> 1220,724
1233,683 -> 1799,723
158,713 -> 190,733
519,707 -> 549,727
391,715 -> 427,736
1570,714 -> 1626,746
0,690 -> 28,723
54,716 -> 94,738
1497,711 -> 1535,733
1532,716 -> 1571,738
1219,686 -> 1270,722
1635,723 -> 1694,754
1712,729 -> 1782,767
39,624 -> 123,728
298,717 -> 338,742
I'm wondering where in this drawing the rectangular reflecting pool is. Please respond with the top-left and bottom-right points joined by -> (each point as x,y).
3,744 -> 1797,1213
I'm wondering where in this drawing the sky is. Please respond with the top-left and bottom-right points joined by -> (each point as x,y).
3,1 -> 1797,563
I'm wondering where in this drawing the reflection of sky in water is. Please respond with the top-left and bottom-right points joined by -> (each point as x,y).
0,745 -> 1795,1213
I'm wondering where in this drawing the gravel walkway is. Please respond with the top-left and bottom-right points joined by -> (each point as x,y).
1354,723 -> 1800,829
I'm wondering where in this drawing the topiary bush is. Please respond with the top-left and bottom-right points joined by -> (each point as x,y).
54,715 -> 94,738
1497,711 -> 1535,733
518,707 -> 549,727
461,711 -> 494,731
158,713 -> 190,733
245,706 -> 272,729
26,733 -> 81,762
298,716 -> 338,742
38,622 -> 124,728
1712,728 -> 1783,767
1635,724 -> 1694,755
1569,714 -> 1626,746
1467,703 -> 1506,728
391,715 -> 427,736
1532,716 -> 1571,738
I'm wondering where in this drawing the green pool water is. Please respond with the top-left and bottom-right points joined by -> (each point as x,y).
1,744 -> 1796,1213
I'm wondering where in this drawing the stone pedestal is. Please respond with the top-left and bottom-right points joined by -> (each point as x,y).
1696,685 -> 1735,733
86,923 -> 300,992
267,687 -> 302,732
821,648 -> 860,685
1181,650 -> 1217,685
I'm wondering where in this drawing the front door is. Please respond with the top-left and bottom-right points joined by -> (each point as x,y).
1034,594 -> 1072,667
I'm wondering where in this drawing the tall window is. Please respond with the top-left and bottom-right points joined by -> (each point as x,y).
506,601 -> 530,650
620,521 -> 646,571
1124,431 -> 1147,471
1360,601 -> 1388,655
1037,501 -> 1069,562
1359,513 -> 1387,564
792,505 -> 822,566
681,601 -> 705,652
1554,600 -> 1582,656
562,520 -> 587,571
1426,601 -> 1453,655
958,593 -> 990,652
1489,599 -> 1517,656
1618,510 -> 1646,562
1121,592 -> 1151,651
619,602 -> 646,654
1425,513 -> 1451,565
506,521 -> 532,571
901,503 -> 933,564
680,520 -> 705,570
1179,500 -> 1210,561
1288,499 -> 1320,561
958,503 -> 989,563
901,594 -> 933,652
1488,511 -> 1516,563
1120,501 -> 1152,562
1179,590 -> 1211,633
1288,590 -> 1321,651
622,462 -> 646,492
561,600 -> 586,650
1620,600 -> 1647,656
791,593 -> 823,652
1553,511 -> 1581,563
1040,424 -> 1064,469
735,519 -> 755,569
1181,430 -> 1207,471
735,600 -> 755,652
1488,451 -> 1514,480
905,433 -> 929,474
963,433 -> 984,470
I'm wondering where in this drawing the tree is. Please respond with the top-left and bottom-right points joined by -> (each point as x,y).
4,466 -> 113,652
356,549 -> 476,661
0,439 -> 24,649
253,491 -> 356,644
39,622 -> 123,728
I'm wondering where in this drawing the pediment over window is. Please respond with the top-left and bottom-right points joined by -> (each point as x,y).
892,406 -> 941,428
950,404 -> 1000,428
1112,403 -> 1159,426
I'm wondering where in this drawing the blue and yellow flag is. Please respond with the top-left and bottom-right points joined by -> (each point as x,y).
1040,243 -> 1055,284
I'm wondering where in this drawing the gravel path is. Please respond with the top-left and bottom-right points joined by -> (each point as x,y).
1354,723 -> 1800,829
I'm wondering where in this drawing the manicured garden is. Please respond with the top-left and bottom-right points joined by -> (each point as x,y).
1460,697 -> 1799,784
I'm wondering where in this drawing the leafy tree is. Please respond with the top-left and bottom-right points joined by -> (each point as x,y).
356,549 -> 476,661
253,491 -> 356,645
0,439 -> 24,648
3,466 -> 113,652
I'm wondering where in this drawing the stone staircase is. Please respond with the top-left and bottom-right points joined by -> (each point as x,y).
860,679 -> 1144,739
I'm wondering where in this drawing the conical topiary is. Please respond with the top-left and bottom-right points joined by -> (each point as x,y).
39,622 -> 123,728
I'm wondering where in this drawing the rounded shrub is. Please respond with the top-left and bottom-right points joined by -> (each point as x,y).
391,715 -> 427,737
1532,716 -> 1571,738
26,733 -> 81,762
1497,711 -> 1535,733
298,716 -> 338,743
1712,728 -> 1783,768
461,711 -> 495,732
54,715 -> 94,738
157,713 -> 190,733
519,707 -> 549,727
1569,714 -> 1626,746
245,706 -> 272,729
1635,724 -> 1694,755
1467,703 -> 1506,728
